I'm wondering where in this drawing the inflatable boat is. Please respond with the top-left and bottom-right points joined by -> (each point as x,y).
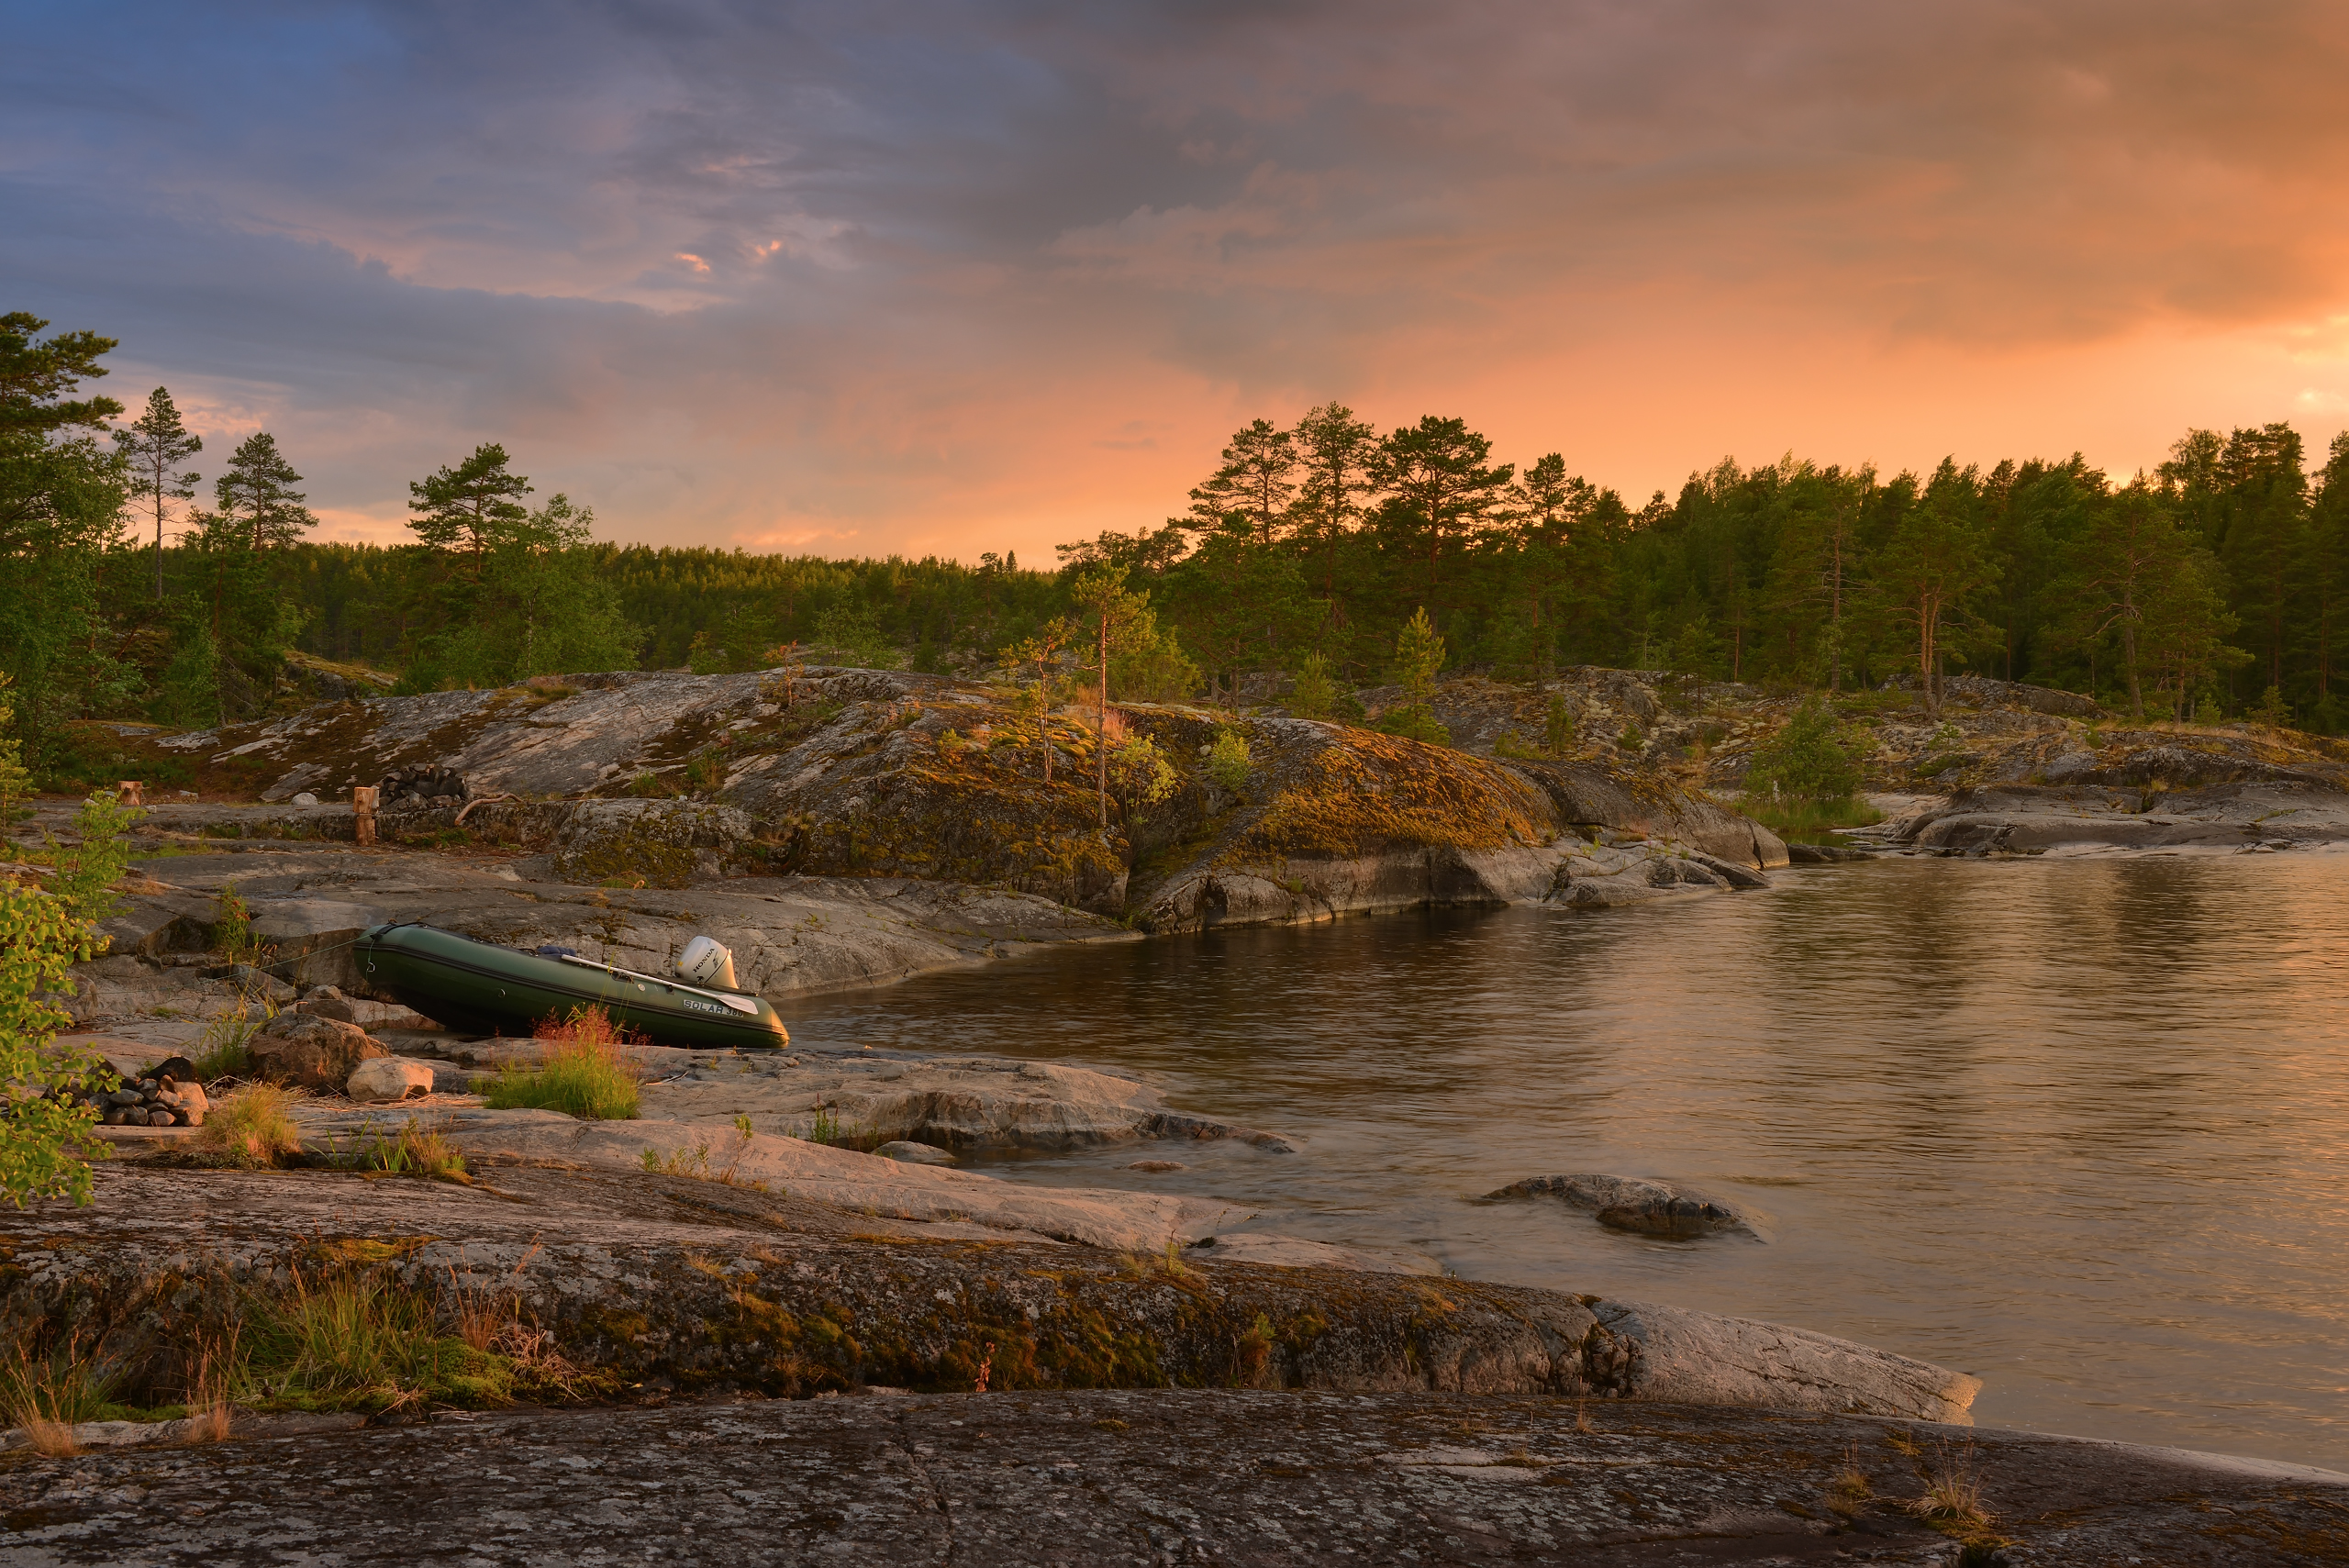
352,922 -> 790,1051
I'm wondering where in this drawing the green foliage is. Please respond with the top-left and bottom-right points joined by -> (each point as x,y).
0,673 -> 31,822
191,1003 -> 267,1082
1287,651 -> 1337,717
0,882 -> 110,1207
812,600 -> 897,669
1745,702 -> 1869,802
350,1118 -> 468,1180
50,790 -> 143,923
1111,732 -> 1181,813
1205,728 -> 1252,793
2250,684 -> 2291,728
230,1265 -> 513,1413
1542,695 -> 1575,755
1375,608 -> 1452,744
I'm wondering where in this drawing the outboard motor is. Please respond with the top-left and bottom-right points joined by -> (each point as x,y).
677,935 -> 740,991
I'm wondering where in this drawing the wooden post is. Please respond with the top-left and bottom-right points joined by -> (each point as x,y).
116,780 -> 144,806
352,785 -> 378,846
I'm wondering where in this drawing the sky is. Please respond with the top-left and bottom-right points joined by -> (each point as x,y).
8,1 -> 2349,561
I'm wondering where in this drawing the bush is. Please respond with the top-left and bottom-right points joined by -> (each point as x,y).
1744,701 -> 1867,802
1205,728 -> 1252,793
1286,652 -> 1337,718
1543,695 -> 1575,755
484,1006 -> 640,1120
50,789 -> 143,923
0,883 -> 109,1207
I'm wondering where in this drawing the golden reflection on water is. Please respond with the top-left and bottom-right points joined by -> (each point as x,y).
774,857 -> 2349,1467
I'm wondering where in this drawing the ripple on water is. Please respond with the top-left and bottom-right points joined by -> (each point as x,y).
774,855 -> 2349,1469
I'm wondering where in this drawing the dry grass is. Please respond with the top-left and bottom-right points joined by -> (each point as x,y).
1,1340 -> 118,1454
1908,1440 -> 1993,1532
198,1084 -> 303,1167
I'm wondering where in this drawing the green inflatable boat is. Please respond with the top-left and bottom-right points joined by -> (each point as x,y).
353,922 -> 790,1051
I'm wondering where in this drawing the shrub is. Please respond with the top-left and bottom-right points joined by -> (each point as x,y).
1375,608 -> 1453,744
49,789 -> 144,923
0,883 -> 110,1207
200,1084 -> 303,1169
1287,652 -> 1337,718
1744,701 -> 1867,801
484,1006 -> 640,1119
1205,728 -> 1252,793
1543,695 -> 1576,755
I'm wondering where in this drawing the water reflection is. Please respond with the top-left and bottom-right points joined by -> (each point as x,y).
773,857 -> 2349,1467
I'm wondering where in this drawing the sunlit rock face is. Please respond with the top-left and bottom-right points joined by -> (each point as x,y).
139,665 -> 1789,927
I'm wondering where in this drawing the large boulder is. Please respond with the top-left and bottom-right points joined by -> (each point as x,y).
249,1012 -> 386,1093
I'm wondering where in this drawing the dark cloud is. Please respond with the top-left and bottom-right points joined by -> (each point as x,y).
5,1 -> 2346,551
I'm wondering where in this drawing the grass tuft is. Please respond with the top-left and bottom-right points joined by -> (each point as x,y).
1,1340 -> 120,1452
1740,795 -> 1884,844
484,1006 -> 641,1120
230,1264 -> 512,1415
191,1001 -> 272,1083
347,1117 -> 468,1180
198,1084 -> 303,1168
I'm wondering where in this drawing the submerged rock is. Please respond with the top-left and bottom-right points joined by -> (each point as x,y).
1192,1233 -> 1441,1276
1487,1173 -> 1763,1239
873,1140 -> 954,1165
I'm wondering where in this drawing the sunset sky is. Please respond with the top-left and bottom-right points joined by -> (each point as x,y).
9,2 -> 2349,561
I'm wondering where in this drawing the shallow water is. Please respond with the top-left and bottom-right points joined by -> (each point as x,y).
772,857 -> 2349,1468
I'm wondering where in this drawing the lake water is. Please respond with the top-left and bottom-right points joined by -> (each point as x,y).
772,856 -> 2349,1469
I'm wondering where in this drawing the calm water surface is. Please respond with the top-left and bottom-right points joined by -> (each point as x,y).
773,857 -> 2349,1468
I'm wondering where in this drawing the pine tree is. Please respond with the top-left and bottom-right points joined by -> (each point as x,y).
216,431 -> 317,551
113,387 -> 201,598
408,442 -> 532,576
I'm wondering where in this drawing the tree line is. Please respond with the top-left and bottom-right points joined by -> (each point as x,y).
1076,406 -> 2348,729
8,306 -> 2349,784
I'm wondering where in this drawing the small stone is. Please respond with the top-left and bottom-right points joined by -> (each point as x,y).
149,1055 -> 199,1087
298,986 -> 360,1024
874,1140 -> 955,1166
346,1058 -> 436,1104
292,792 -> 319,806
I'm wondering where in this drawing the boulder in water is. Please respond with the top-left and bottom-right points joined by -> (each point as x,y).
1486,1173 -> 1762,1240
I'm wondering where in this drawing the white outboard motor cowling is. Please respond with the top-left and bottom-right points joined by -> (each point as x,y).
677,936 -> 740,991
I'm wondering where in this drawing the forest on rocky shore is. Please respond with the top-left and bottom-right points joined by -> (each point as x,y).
11,307 -> 2349,791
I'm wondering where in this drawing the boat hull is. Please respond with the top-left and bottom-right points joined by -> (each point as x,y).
352,922 -> 790,1051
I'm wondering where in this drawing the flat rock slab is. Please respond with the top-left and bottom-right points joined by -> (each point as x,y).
6,1164 -> 1977,1425
637,1050 -> 1290,1151
4,1391 -> 2342,1565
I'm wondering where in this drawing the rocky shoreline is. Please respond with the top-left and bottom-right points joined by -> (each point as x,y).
13,666 -> 2349,1558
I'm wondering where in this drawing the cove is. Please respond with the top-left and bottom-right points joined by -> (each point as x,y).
775,853 -> 2349,1470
